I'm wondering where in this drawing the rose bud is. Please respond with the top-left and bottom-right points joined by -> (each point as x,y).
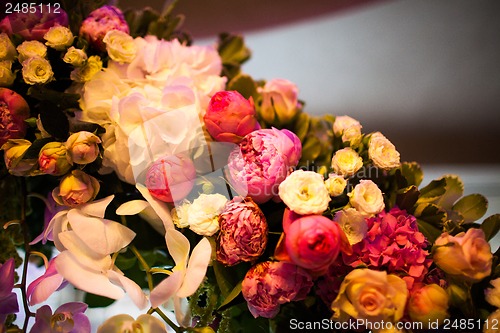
79,5 -> 129,51
0,6 -> 68,41
258,79 -> 301,126
63,47 -> 87,67
217,197 -> 268,266
43,25 -> 74,51
204,90 -> 259,143
52,170 -> 100,207
69,55 -> 102,82
145,154 -> 196,203
333,115 -> 363,146
408,283 -> 449,326
65,131 -> 101,165
0,88 -> 30,147
0,33 -> 17,61
242,261 -> 313,318
2,139 -> 37,176
38,142 -> 72,176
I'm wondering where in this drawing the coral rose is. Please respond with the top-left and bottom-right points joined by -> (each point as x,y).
408,283 -> 449,326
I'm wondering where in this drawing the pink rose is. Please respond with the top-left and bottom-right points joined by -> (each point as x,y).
275,210 -> 351,276
144,154 -> 196,203
258,78 -> 301,126
217,197 -> 268,266
52,170 -> 100,207
79,5 -> 129,51
227,128 -> 301,203
0,6 -> 68,41
38,142 -> 72,176
204,90 -> 260,143
0,88 -> 30,147
433,228 -> 492,282
242,261 -> 313,318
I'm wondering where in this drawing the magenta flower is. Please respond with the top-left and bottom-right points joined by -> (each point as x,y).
343,206 -> 432,289
0,88 -> 30,147
0,6 -> 68,41
227,128 -> 301,203
242,261 -> 313,318
79,5 -> 129,51
204,90 -> 260,143
30,302 -> 90,333
0,258 -> 18,324
27,258 -> 66,305
217,197 -> 268,266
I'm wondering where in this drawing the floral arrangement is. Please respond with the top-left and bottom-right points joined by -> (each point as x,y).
1,1 -> 499,332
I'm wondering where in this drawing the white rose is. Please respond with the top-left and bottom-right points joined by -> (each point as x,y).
349,179 -> 385,216
335,208 -> 367,244
44,25 -> 74,50
331,147 -> 363,177
0,61 -> 15,87
368,132 -> 400,170
188,193 -> 228,236
70,55 -> 102,82
17,40 -> 47,63
21,56 -> 54,85
103,30 -> 137,63
325,173 -> 347,197
486,278 -> 500,308
171,201 -> 191,228
278,170 -> 330,215
333,115 -> 362,145
0,33 -> 17,61
484,309 -> 500,333
63,46 -> 88,67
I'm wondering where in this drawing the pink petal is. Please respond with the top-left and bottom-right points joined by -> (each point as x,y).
27,259 -> 64,305
136,184 -> 174,230
115,200 -> 150,216
78,195 -> 114,218
107,270 -> 148,309
150,271 -> 183,308
0,258 -> 15,295
177,237 -> 211,298
166,229 -> 190,267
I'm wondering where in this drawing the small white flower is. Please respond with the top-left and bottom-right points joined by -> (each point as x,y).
485,278 -> 500,308
17,40 -> 47,63
325,173 -> 347,197
348,179 -> 385,217
333,115 -> 362,145
0,33 -> 17,62
103,30 -> 137,63
44,25 -> 74,50
171,201 -> 191,229
0,61 -> 15,87
63,46 -> 88,67
335,208 -> 367,244
21,56 -> 54,85
188,193 -> 228,236
368,132 -> 400,170
331,147 -> 363,177
278,169 -> 331,215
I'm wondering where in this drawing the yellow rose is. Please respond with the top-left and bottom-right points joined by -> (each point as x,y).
17,40 -> 48,63
103,30 -> 137,63
433,228 -> 492,282
348,179 -> 385,217
63,46 -> 88,67
1,139 -> 37,176
408,284 -> 449,326
44,25 -> 74,50
331,147 -> 363,177
21,56 -> 54,85
0,33 -> 17,61
52,170 -> 100,207
0,61 -> 15,87
70,55 -> 102,82
325,173 -> 347,197
331,268 -> 408,324
368,132 -> 400,170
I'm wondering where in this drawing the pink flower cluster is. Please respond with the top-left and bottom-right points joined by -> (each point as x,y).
343,207 -> 432,288
79,5 -> 129,51
242,261 -> 313,318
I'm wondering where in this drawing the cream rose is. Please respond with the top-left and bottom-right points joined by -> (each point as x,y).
433,228 -> 492,282
335,208 -> 367,244
333,115 -> 362,145
63,46 -> 88,67
70,55 -> 102,82
348,179 -> 385,216
368,132 -> 400,170
21,56 -> 54,85
331,269 -> 408,323
325,173 -> 347,197
103,30 -> 137,63
331,148 -> 363,177
44,25 -> 74,50
0,33 -> 17,61
17,40 -> 47,63
65,131 -> 101,165
486,278 -> 500,308
171,201 -> 191,228
408,284 -> 449,326
0,61 -> 15,87
188,193 -> 228,236
278,170 -> 330,215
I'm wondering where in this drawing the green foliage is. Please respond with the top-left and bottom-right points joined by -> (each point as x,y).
453,194 -> 488,224
226,74 -> 258,101
217,34 -> 251,82
84,292 -> 115,308
417,178 -> 447,204
400,162 -> 423,187
481,214 -> 500,241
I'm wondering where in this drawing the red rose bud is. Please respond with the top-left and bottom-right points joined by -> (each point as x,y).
0,88 -> 30,147
38,142 -> 72,176
145,154 -> 196,203
204,91 -> 259,143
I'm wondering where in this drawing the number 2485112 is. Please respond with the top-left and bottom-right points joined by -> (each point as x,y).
5,3 -> 61,14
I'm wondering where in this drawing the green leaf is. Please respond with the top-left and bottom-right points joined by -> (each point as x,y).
293,112 -> 310,142
84,292 -> 115,308
218,281 -> 243,311
481,214 -> 500,241
213,260 -> 236,298
435,175 -> 464,210
227,74 -> 258,101
114,254 -> 137,271
417,219 -> 443,244
396,185 -> 419,212
417,178 -> 447,204
414,203 -> 447,228
27,86 -> 80,110
400,162 -> 423,187
452,194 -> 488,223
218,34 -> 251,66
22,138 -> 54,160
300,136 -> 322,162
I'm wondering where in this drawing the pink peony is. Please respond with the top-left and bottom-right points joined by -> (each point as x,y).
145,154 -> 197,203
275,210 -> 351,276
79,5 -> 129,51
226,128 -> 301,203
217,197 -> 268,266
204,90 -> 260,143
0,6 -> 68,41
242,261 -> 313,318
343,206 -> 432,289
0,88 -> 30,147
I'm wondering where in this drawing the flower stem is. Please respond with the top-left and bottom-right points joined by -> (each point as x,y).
153,307 -> 183,333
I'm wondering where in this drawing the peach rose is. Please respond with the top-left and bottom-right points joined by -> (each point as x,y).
408,283 -> 449,326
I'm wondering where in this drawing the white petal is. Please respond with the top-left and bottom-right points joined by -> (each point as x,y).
107,269 -> 148,310
136,184 -> 174,230
116,200 -> 150,216
55,252 -> 125,300
173,296 -> 191,328
166,229 -> 190,268
58,231 -> 113,271
177,237 -> 211,298
78,195 -> 115,218
47,210 -> 70,251
150,270 -> 184,308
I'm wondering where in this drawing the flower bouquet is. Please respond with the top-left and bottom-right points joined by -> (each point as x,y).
1,1 -> 499,332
